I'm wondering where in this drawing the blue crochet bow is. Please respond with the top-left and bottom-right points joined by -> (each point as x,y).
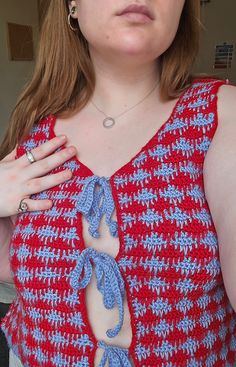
98,341 -> 132,367
70,248 -> 125,338
76,176 -> 118,238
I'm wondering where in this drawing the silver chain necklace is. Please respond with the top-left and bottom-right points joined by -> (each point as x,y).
91,79 -> 159,128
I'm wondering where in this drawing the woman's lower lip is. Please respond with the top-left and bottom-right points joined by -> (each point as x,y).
118,12 -> 152,23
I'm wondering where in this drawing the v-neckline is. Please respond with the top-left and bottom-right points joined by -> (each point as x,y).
48,82 -> 191,181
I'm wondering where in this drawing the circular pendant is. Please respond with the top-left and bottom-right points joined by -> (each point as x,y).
103,117 -> 115,129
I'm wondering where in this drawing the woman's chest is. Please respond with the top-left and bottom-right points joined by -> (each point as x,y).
54,99 -> 177,177
10,131 -> 220,366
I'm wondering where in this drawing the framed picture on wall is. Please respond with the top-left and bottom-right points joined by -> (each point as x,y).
7,22 -> 34,61
214,42 -> 234,70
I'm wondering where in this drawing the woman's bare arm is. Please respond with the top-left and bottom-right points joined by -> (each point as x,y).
203,84 -> 236,311
0,216 -> 14,283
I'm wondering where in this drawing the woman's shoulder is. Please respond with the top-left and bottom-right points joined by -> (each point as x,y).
184,77 -> 235,110
190,76 -> 236,128
203,78 -> 236,167
191,75 -> 234,90
217,81 -> 236,126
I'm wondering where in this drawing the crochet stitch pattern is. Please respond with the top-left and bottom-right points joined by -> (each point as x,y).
1,79 -> 236,366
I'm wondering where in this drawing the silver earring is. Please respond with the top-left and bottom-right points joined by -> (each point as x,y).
68,6 -> 78,31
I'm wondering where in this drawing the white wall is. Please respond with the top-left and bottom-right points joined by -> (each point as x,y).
0,0 -> 39,137
194,0 -> 236,83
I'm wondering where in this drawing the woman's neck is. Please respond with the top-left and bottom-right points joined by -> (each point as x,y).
89,54 -> 161,116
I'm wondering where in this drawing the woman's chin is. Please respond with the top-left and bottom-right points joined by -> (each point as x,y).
126,44 -> 150,55
113,29 -> 155,55
110,39 -> 152,57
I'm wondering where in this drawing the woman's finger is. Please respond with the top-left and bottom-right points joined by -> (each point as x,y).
17,135 -> 67,167
23,169 -> 73,196
15,197 -> 53,214
25,145 -> 76,179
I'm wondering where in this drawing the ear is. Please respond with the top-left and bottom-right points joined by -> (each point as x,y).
68,0 -> 78,19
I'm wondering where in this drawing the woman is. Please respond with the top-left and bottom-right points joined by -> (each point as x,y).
0,0 -> 236,366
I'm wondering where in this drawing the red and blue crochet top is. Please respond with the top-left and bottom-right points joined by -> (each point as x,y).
1,78 -> 236,367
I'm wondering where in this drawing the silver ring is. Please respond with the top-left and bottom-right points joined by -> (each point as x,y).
26,150 -> 36,164
17,199 -> 28,213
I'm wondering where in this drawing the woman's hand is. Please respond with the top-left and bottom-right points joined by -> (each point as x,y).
0,135 -> 76,217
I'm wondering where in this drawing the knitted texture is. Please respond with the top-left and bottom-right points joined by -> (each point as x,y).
1,79 -> 236,367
